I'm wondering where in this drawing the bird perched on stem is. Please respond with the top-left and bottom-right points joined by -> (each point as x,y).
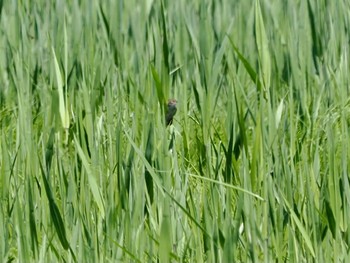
166,99 -> 177,126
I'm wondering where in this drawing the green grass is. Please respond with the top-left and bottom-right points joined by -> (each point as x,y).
1,0 -> 350,262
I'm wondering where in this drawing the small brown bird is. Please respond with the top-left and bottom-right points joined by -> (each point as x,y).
166,99 -> 177,126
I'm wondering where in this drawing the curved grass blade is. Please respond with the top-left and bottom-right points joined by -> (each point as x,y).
228,37 -> 263,97
281,192 -> 316,257
38,160 -> 69,251
74,136 -> 105,219
188,173 -> 264,201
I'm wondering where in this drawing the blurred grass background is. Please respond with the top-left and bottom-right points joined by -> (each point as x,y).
1,0 -> 350,262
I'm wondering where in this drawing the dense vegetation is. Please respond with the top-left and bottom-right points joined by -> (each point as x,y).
1,0 -> 350,262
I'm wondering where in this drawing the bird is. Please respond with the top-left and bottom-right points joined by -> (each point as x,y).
166,99 -> 177,126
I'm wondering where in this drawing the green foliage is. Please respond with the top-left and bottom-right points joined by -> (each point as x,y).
1,0 -> 350,262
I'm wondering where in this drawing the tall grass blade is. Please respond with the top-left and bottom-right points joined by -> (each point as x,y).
52,48 -> 70,130
39,160 -> 69,251
255,0 -> 271,94
160,1 -> 169,73
228,37 -> 264,97
281,192 -> 316,257
307,0 -> 322,73
144,124 -> 154,206
74,136 -> 105,219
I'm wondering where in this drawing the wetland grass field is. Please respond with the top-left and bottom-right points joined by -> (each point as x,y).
1,0 -> 350,262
